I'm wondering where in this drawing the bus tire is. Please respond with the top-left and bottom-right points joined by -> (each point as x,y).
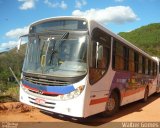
143,87 -> 149,102
102,91 -> 119,117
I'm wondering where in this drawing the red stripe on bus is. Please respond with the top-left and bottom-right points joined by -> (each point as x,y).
42,91 -> 61,95
123,87 -> 145,97
90,87 -> 145,106
23,84 -> 38,92
90,97 -> 108,105
22,84 -> 61,95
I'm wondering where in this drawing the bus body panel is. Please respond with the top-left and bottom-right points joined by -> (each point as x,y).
20,76 -> 88,118
86,68 -> 115,116
19,16 -> 160,118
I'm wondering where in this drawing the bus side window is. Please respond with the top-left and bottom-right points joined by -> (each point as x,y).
148,60 -> 151,75
129,49 -> 134,72
153,61 -> 157,76
123,46 -> 129,71
150,61 -> 153,75
134,52 -> 139,73
112,40 -> 124,70
89,28 -> 111,85
96,43 -> 109,69
159,62 -> 160,73
138,55 -> 142,74
142,56 -> 146,74
145,58 -> 148,75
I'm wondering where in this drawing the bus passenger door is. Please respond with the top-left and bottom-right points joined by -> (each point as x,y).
88,28 -> 112,115
89,28 -> 111,87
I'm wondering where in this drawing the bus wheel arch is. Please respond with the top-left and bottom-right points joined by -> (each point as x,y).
102,88 -> 120,117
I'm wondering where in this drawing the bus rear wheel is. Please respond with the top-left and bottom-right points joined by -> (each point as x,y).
102,92 -> 119,117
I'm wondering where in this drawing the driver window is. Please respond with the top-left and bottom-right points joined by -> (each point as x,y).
89,28 -> 111,85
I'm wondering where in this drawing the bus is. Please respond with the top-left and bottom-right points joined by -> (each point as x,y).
19,16 -> 160,118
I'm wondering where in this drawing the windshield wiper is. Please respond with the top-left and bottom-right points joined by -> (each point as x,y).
60,32 -> 69,40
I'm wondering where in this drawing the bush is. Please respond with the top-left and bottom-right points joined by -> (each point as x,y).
0,82 -> 19,102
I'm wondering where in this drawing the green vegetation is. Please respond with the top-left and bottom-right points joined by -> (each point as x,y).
0,45 -> 26,102
119,23 -> 160,57
0,83 -> 19,102
0,23 -> 160,102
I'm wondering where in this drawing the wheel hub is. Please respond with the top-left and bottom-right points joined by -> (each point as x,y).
107,98 -> 115,111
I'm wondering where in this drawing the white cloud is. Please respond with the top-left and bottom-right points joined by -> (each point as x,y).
0,41 -> 19,52
115,0 -> 124,2
18,0 -> 36,10
44,0 -> 67,9
44,0 -> 59,8
72,6 -> 139,24
0,41 -> 18,48
59,1 -> 67,10
75,0 -> 87,9
5,26 -> 29,39
0,26 -> 29,52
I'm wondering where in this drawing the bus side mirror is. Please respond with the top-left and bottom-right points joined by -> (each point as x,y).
17,37 -> 22,53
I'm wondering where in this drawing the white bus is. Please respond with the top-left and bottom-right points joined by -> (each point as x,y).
19,16 -> 160,118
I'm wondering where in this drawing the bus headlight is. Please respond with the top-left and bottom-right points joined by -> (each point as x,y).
59,85 -> 84,100
21,84 -> 28,92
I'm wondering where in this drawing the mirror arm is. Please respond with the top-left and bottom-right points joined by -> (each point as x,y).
17,37 -> 22,53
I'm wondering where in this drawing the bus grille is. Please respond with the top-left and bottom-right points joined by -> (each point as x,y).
23,75 -> 70,86
29,97 -> 55,109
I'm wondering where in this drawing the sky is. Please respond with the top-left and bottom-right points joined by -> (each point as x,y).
0,0 -> 160,53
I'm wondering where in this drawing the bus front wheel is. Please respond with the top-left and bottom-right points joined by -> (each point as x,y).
102,92 -> 119,117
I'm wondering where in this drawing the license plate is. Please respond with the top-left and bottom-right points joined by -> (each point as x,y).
35,98 -> 46,105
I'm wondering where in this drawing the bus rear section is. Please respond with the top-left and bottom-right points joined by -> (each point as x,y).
86,21 -> 159,117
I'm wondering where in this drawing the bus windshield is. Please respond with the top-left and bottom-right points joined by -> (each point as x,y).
22,32 -> 87,77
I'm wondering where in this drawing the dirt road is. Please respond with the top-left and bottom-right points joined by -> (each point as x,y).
0,93 -> 160,128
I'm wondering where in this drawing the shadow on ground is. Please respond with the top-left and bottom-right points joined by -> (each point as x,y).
41,93 -> 160,126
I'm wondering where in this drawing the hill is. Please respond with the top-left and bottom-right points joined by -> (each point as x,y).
119,23 -> 160,57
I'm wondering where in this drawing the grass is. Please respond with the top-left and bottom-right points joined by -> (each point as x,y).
0,82 -> 19,103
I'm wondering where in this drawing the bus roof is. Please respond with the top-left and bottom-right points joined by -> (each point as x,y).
30,16 -> 89,27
